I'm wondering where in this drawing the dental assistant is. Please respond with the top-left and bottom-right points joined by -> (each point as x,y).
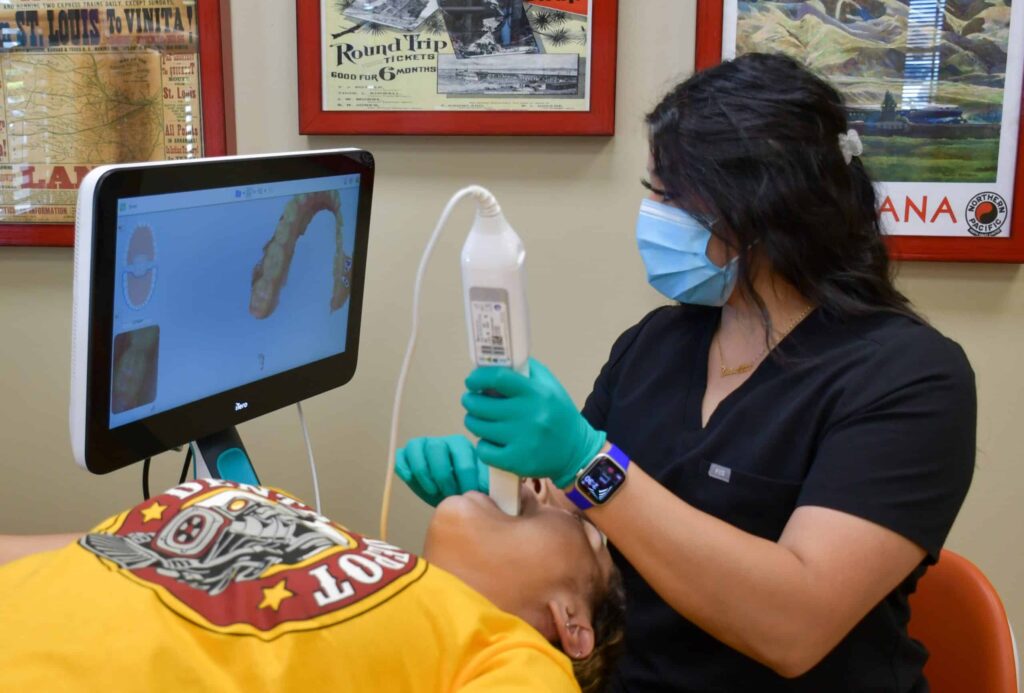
397,53 -> 976,692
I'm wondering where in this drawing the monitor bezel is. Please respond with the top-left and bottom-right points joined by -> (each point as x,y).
78,150 -> 374,474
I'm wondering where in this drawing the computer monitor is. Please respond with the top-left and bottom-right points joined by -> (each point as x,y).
71,149 -> 374,476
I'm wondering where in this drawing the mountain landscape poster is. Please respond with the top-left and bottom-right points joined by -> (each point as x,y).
734,0 -> 1011,183
709,0 -> 1024,260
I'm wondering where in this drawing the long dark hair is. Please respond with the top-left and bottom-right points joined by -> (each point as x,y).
646,52 -> 918,329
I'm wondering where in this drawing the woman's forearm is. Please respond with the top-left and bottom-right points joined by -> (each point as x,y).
586,464 -> 815,674
0,533 -> 81,567
584,461 -> 921,677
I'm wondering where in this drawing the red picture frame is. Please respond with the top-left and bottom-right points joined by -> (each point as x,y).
0,0 -> 236,248
695,0 -> 1024,263
296,0 -> 618,136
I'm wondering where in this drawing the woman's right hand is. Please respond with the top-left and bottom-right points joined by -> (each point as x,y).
395,435 -> 489,506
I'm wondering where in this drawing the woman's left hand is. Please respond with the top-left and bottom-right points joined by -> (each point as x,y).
461,357 -> 606,488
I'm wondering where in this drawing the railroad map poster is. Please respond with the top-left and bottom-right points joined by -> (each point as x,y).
321,0 -> 593,113
0,0 -> 203,225
723,0 -> 1024,238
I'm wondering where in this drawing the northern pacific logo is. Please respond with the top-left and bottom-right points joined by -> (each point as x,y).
965,192 -> 1008,237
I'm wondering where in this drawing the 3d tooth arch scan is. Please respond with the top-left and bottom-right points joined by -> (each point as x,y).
249,190 -> 354,320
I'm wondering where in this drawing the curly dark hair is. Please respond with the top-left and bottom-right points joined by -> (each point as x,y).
570,564 -> 627,692
646,52 -> 918,333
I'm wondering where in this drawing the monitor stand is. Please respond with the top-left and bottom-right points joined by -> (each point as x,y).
191,426 -> 260,485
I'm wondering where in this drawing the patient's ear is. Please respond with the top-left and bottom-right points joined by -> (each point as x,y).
548,599 -> 595,660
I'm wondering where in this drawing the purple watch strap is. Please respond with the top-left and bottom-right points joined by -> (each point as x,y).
566,485 -> 593,510
606,443 -> 630,468
566,444 -> 630,511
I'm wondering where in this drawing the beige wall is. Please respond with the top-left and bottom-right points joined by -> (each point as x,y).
1,0 -> 1020,632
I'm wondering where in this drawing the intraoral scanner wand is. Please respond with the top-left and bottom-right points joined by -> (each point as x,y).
381,186 -> 526,539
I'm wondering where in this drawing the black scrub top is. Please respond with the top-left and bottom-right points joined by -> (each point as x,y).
582,305 -> 976,693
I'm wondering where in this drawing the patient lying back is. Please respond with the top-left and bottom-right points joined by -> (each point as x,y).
0,478 -> 624,692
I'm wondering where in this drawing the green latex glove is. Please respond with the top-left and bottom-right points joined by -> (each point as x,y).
395,435 -> 489,507
462,357 -> 607,489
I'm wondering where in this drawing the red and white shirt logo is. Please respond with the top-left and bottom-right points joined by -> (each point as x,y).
80,479 -> 425,639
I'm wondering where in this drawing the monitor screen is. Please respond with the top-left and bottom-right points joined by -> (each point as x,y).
110,175 -> 360,429
71,149 -> 374,474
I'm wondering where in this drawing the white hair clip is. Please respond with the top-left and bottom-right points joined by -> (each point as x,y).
838,129 -> 864,165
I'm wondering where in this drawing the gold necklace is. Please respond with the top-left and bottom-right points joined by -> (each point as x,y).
718,305 -> 814,377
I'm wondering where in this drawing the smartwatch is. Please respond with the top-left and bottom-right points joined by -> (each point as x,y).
565,444 -> 630,511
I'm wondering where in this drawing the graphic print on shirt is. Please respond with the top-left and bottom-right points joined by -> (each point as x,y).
79,479 -> 426,639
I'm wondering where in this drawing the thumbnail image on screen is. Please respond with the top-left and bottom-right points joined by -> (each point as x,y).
109,175 -> 361,429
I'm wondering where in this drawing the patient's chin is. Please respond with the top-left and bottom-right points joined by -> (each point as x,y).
424,499 -> 485,572
428,495 -> 485,545
438,492 -> 498,523
436,493 -> 477,519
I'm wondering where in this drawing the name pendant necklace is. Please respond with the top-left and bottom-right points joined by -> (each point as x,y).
718,305 -> 814,377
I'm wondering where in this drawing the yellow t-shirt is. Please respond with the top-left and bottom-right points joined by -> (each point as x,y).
0,479 -> 579,692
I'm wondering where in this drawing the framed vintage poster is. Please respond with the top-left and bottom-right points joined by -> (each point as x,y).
696,0 -> 1024,262
296,0 -> 618,136
0,0 -> 235,247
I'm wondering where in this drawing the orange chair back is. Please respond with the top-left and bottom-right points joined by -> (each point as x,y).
908,549 -> 1017,693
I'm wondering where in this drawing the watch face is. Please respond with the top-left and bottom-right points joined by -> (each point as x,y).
579,456 -> 626,504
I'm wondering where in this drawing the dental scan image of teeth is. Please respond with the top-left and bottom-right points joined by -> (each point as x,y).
108,177 -> 360,429
249,190 -> 353,320
111,325 -> 160,414
123,224 -> 158,309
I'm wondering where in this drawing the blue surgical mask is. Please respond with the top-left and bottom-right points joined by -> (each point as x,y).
636,198 -> 738,307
